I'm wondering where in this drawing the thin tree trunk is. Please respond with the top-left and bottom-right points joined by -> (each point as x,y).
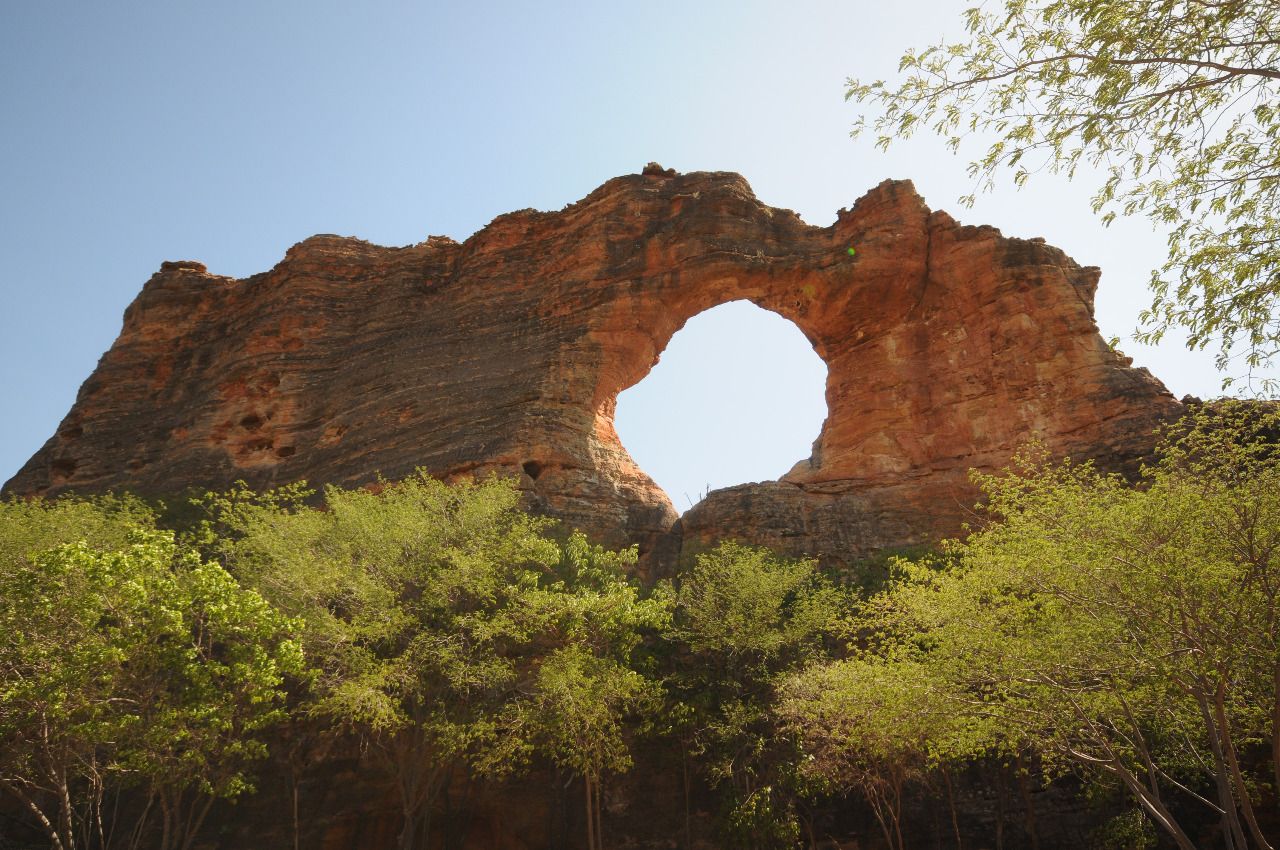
1111,763 -> 1198,850
801,804 -> 818,850
3,779 -> 67,850
1065,693 -> 1200,850
993,766 -> 1005,850
1216,688 -> 1275,850
867,783 -> 895,850
889,768 -> 906,850
1069,739 -> 1197,850
292,769 -> 301,850
396,750 -> 418,850
942,764 -> 963,850
595,777 -> 604,850
87,770 -> 105,850
422,791 -> 435,850
398,799 -> 419,850
125,792 -> 156,850
445,771 -> 478,850
36,718 -> 75,850
584,777 -> 596,850
1118,692 -> 1167,814
1196,690 -> 1248,850
105,783 -> 125,850
391,736 -> 452,850
1013,753 -> 1039,850
55,770 -> 77,850
682,750 -> 692,850
1273,661 -> 1280,804
551,766 -> 566,850
159,794 -> 173,850
178,795 -> 216,850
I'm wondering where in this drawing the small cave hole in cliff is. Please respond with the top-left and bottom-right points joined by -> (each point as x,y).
614,300 -> 827,514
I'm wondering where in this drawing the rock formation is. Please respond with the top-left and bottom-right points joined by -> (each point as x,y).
4,166 -> 1182,570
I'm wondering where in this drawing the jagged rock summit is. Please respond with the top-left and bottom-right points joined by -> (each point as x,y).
6,166 -> 1181,569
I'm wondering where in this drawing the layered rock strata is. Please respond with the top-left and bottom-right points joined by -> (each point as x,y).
5,167 -> 1182,568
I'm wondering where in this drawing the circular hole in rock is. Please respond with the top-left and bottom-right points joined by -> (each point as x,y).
614,300 -> 828,514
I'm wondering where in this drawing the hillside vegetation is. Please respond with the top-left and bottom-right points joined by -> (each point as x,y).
2,403 -> 1278,850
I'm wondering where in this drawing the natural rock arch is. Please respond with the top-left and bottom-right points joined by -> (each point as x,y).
5,166 -> 1181,571
613,299 -> 829,513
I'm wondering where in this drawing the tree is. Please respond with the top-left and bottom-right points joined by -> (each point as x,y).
0,530 -> 302,850
113,538 -> 305,850
779,656 -> 994,850
663,542 -> 847,849
205,473 -> 668,850
524,645 -> 657,850
0,492 -> 157,563
511,532 -> 668,850
204,474 -> 561,850
0,495 -> 159,850
784,402 -> 1280,849
848,0 -> 1280,384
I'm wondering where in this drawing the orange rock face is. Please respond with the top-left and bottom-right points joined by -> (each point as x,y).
5,167 -> 1181,569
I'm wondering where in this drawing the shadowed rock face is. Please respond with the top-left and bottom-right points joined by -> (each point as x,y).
5,167 -> 1181,570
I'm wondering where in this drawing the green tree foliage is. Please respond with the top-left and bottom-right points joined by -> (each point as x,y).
514,533 -> 668,850
23,438 -> 1277,850
663,542 -> 847,849
779,657 -> 988,850
0,513 -> 302,850
202,473 -> 667,850
782,402 -> 1280,849
524,645 -> 657,850
1092,808 -> 1159,850
0,493 -> 158,562
848,0 -> 1280,382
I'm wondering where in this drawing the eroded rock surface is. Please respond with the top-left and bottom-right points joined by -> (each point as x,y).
5,168 -> 1181,569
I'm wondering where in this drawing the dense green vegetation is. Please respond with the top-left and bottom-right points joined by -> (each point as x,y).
663,542 -> 846,848
783,402 -> 1280,849
2,403 -> 1278,849
0,498 -> 302,850
190,475 -> 668,850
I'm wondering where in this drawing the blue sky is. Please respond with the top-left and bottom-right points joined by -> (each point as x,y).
1,1 -> 1263,508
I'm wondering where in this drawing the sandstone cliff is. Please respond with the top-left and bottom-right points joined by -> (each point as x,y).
5,166 -> 1182,569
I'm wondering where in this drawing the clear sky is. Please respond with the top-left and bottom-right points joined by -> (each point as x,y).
1,1 -> 1267,508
